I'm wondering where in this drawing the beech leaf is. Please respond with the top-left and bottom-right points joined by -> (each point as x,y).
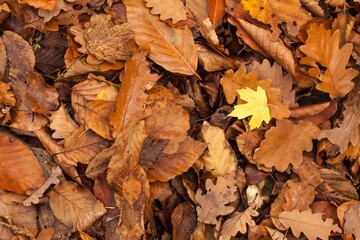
279,209 -> 342,240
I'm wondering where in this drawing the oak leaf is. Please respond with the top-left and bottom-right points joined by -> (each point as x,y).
201,122 -> 237,177
220,67 -> 258,104
49,104 -> 79,139
278,209 -> 342,240
145,0 -> 187,24
81,14 -> 136,63
195,173 -> 238,224
219,201 -> 259,239
254,119 -> 320,172
228,86 -> 271,130
49,181 -> 106,230
282,179 -> 316,211
124,0 -> 198,76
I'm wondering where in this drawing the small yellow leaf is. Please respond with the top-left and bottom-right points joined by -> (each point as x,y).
228,86 -> 271,130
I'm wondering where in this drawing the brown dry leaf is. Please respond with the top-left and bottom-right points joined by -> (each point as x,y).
220,67 -> 258,104
240,0 -> 310,39
145,0 -> 187,24
124,0 -> 198,76
318,90 -> 360,153
107,119 -> 150,239
109,51 -> 159,138
338,201 -> 360,239
64,125 -> 110,165
19,0 -> 57,10
195,172 -> 238,224
26,71 -> 59,114
292,156 -> 323,187
49,181 -> 106,230
265,227 -> 288,240
145,100 -> 189,154
208,0 -> 226,26
72,79 -> 110,124
0,82 -> 16,107
86,145 -> 118,179
49,104 -> 79,139
282,179 -> 316,211
219,201 -> 259,239
249,59 -> 297,108
81,14 -> 136,63
0,37 -> 6,80
236,130 -> 263,161
317,168 -> 358,205
196,43 -> 242,72
201,122 -> 237,177
278,209 -> 342,240
254,120 -> 320,172
237,19 -> 296,76
0,198 -> 38,238
140,136 -> 206,182
171,203 -> 197,240
0,131 -> 46,195
186,0 -> 208,22
23,166 -> 62,206
82,100 -> 115,140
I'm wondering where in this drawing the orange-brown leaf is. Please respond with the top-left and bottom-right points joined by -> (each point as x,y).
0,131 -> 46,194
254,119 -> 320,172
208,0 -> 226,26
145,0 -> 187,24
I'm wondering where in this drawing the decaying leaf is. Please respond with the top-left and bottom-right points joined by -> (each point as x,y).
229,86 -> 271,130
195,172 -> 238,224
124,0 -> 198,76
49,181 -> 106,230
279,209 -> 342,240
201,122 -> 237,177
254,120 -> 320,172
49,104 -> 79,139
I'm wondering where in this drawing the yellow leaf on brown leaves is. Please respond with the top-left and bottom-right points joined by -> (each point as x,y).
49,181 -> 106,230
201,122 -> 237,177
124,0 -> 198,76
278,209 -> 341,240
145,0 -> 187,24
254,120 -> 320,172
0,131 -> 46,194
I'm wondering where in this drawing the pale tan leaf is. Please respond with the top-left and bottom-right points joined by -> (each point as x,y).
145,0 -> 187,24
0,131 -> 46,195
72,79 -> 110,124
124,0 -> 198,76
278,209 -> 342,240
63,59 -> 100,78
186,0 -> 208,22
49,181 -> 106,230
49,104 -> 79,139
237,19 -> 296,76
23,167 -> 62,206
109,51 -> 159,138
265,227 -> 288,240
201,122 -> 237,177
83,14 -> 136,63
254,120 -> 320,172
195,172 -> 238,224
219,202 -> 259,239
82,100 -> 115,140
64,125 -> 110,165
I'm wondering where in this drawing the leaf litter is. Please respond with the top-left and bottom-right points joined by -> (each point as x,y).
1,0 -> 360,239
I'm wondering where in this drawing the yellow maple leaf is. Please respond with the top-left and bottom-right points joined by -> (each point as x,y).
228,86 -> 271,130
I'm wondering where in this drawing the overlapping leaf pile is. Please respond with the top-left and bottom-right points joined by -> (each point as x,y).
1,0 -> 360,239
